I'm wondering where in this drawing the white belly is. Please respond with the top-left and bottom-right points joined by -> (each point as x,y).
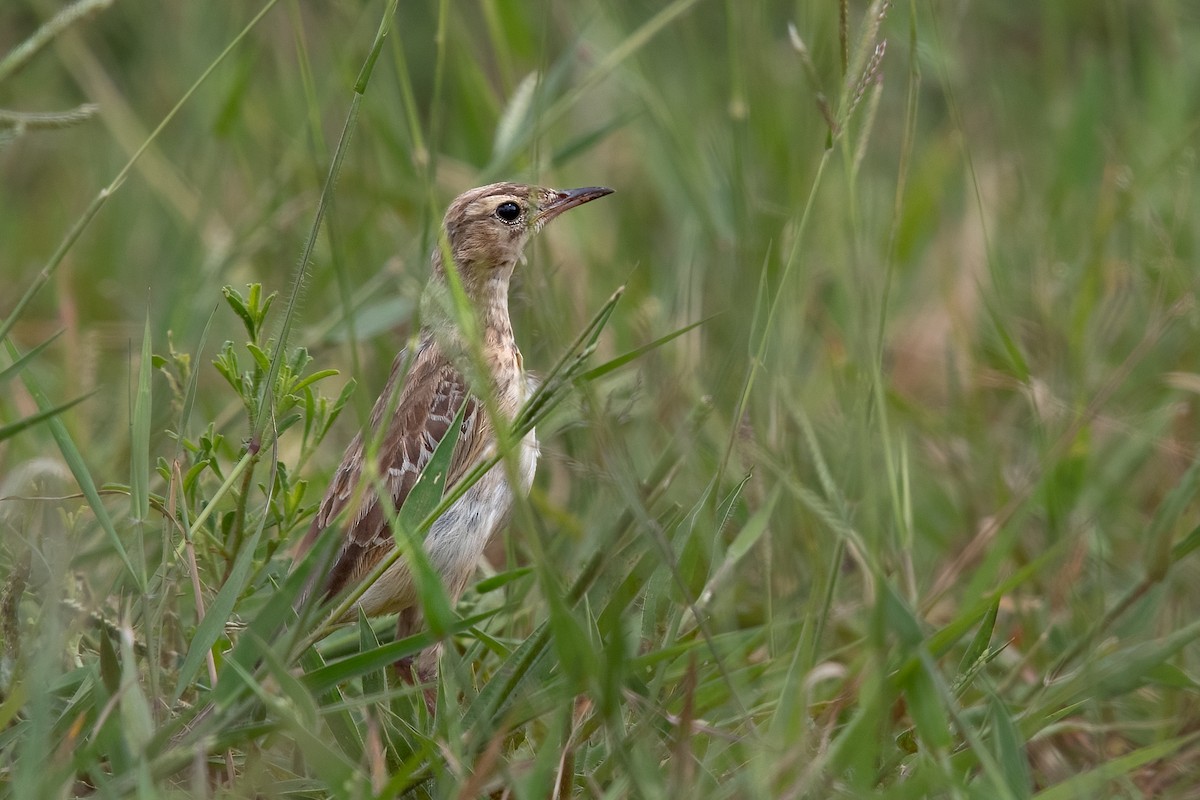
420,371 -> 540,596
423,426 -> 538,595
357,376 -> 540,615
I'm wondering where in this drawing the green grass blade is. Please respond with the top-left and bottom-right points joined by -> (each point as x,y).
383,397 -> 468,635
1032,733 -> 1200,800
171,533 -> 263,702
5,339 -> 139,586
298,647 -> 363,764
302,611 -> 496,694
172,452 -> 281,703
0,390 -> 93,443
0,0 -> 282,348
957,598 -> 1000,677
576,314 -> 716,383
249,0 -> 398,446
989,694 -> 1033,800
130,311 -> 152,522
0,330 -> 61,386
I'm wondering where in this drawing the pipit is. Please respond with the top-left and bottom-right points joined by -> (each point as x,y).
297,181 -> 612,680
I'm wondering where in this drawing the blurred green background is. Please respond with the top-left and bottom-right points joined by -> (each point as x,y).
2,0 -> 1200,796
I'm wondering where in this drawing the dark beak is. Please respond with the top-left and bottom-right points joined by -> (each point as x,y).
536,186 -> 613,225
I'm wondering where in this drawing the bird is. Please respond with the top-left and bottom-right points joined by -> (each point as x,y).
295,181 -> 613,682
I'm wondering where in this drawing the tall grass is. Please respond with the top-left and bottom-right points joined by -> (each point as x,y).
2,0 -> 1200,796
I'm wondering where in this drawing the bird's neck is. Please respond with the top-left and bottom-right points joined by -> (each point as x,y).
421,257 -> 522,383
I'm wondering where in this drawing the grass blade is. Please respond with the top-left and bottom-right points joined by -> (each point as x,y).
1032,733 -> 1200,800
576,314 -> 716,383
130,311 -> 152,522
5,339 -> 139,586
0,390 -> 93,443
0,330 -> 62,386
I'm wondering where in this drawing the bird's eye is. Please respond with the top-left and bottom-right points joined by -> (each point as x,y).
495,202 -> 521,223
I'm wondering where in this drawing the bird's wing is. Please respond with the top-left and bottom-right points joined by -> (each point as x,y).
298,336 -> 484,599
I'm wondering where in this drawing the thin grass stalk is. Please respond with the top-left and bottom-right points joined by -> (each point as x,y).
0,0 -> 282,347
0,0 -> 112,83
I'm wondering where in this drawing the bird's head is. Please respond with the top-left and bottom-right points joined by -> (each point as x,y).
437,182 -> 613,286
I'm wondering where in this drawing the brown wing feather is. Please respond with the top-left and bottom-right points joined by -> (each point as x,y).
298,334 -> 482,600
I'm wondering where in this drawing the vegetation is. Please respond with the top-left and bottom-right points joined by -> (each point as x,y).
2,0 -> 1199,796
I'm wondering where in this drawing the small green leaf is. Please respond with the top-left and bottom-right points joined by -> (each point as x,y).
958,598 -> 1000,677
289,368 -> 339,395
246,342 -> 271,373
182,459 -> 209,494
222,285 -> 256,340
